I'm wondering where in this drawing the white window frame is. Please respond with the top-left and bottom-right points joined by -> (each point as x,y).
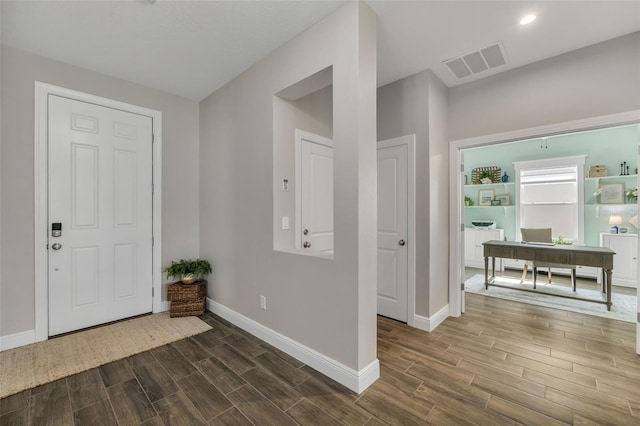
513,155 -> 586,244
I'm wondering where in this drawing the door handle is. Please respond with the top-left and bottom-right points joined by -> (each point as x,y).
303,229 -> 309,236
51,243 -> 62,250
398,239 -> 406,246
303,241 -> 311,248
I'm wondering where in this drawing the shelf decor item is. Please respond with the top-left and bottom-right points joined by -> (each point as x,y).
478,188 -> 495,206
494,194 -> 511,206
626,187 -> 637,203
598,183 -> 624,204
588,165 -> 607,178
471,166 -> 501,184
464,196 -> 474,207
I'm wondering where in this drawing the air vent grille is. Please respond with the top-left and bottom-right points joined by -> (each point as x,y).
443,41 -> 508,80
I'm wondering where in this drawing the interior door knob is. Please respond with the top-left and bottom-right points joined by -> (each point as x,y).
51,243 -> 62,250
398,239 -> 406,246
303,241 -> 311,248
303,229 -> 309,236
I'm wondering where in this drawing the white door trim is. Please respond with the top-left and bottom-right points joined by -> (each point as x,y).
34,82 -> 163,343
448,110 -> 640,318
377,135 -> 416,326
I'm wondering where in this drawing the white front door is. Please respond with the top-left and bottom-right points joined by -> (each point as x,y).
297,130 -> 334,253
377,138 -> 408,322
48,95 -> 153,336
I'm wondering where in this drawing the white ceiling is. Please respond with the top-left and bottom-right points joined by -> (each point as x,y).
2,1 -> 639,101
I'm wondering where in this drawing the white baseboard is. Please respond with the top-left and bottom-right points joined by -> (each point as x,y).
0,329 -> 36,351
413,304 -> 450,332
206,298 -> 379,394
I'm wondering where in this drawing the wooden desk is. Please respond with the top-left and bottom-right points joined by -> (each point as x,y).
482,241 -> 615,311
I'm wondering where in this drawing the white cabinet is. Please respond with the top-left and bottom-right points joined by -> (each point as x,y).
599,233 -> 638,288
465,228 -> 504,270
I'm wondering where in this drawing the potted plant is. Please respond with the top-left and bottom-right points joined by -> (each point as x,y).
478,170 -> 494,184
164,259 -> 212,284
626,187 -> 637,203
464,196 -> 474,207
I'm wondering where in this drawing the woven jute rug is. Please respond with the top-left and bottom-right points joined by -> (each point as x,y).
0,312 -> 211,398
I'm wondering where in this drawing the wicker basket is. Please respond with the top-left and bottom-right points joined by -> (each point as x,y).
471,166 -> 501,184
167,281 -> 206,302
170,298 -> 205,318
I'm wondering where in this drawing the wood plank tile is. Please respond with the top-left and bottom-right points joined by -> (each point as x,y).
171,337 -> 211,363
411,371 -> 492,409
405,357 -> 474,386
294,377 -> 372,424
524,369 -> 630,412
471,375 -> 573,423
378,364 -> 423,395
66,369 -> 103,391
126,351 -> 157,369
240,366 -> 303,411
505,354 -> 594,387
545,388 -> 634,425
191,329 -> 225,349
222,333 -> 266,358
153,390 -> 207,425
226,385 -> 297,425
377,350 -> 413,372
252,351 -> 308,387
177,372 -> 232,421
73,399 -> 117,426
299,365 -> 360,403
0,390 -> 29,415
99,359 -> 134,388
68,378 -> 107,411
259,341 -> 305,368
355,381 -> 432,426
286,399 -> 341,425
139,416 -> 165,426
208,343 -> 255,375
208,407 -> 253,425
491,341 -> 572,370
107,378 -> 157,425
29,379 -> 72,426
195,356 -> 246,395
414,383 -> 514,426
451,348 -> 522,375
0,407 -> 29,426
152,345 -> 197,381
133,362 -> 179,402
487,395 -> 568,426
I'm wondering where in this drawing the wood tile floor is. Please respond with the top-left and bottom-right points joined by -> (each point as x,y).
1,296 -> 638,425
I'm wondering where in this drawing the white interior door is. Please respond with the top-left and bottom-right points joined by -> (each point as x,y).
48,95 -> 153,336
298,131 -> 333,253
377,139 -> 408,322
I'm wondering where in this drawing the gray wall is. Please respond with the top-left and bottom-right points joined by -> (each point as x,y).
199,2 -> 377,370
376,69 -> 449,319
449,32 -> 640,141
0,45 -> 200,336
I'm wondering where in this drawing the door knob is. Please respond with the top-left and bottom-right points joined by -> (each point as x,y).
303,241 -> 311,248
303,229 -> 309,236
51,243 -> 62,250
398,240 -> 406,246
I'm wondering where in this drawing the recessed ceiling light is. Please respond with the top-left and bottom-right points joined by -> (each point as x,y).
520,14 -> 536,25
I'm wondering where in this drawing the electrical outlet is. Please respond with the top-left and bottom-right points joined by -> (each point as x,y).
260,295 -> 267,310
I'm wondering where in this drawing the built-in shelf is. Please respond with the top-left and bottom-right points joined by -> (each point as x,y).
465,205 -> 515,208
585,174 -> 638,181
464,182 -> 515,188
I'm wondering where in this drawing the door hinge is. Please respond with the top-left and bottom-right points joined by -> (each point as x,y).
152,133 -> 155,144
460,163 -> 464,172
461,224 -> 465,232
152,183 -> 154,195
152,288 -> 155,297
152,237 -> 154,246
461,282 -> 465,290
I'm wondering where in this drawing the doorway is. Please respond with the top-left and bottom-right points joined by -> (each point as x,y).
448,111 -> 640,353
34,82 -> 163,342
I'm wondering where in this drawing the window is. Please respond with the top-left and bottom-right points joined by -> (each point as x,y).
514,156 -> 586,243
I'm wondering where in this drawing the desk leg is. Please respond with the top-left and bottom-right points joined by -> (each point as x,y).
492,257 -> 496,278
484,256 -> 489,290
605,269 -> 612,311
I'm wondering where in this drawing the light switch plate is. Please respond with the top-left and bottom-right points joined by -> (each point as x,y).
282,216 -> 289,230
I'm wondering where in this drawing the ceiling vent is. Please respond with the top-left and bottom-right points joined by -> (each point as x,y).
443,41 -> 508,80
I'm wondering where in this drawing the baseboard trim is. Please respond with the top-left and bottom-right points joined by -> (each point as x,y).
413,304 -> 450,332
206,298 -> 379,393
0,329 -> 36,352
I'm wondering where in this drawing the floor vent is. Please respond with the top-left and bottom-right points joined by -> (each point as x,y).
443,41 -> 508,80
